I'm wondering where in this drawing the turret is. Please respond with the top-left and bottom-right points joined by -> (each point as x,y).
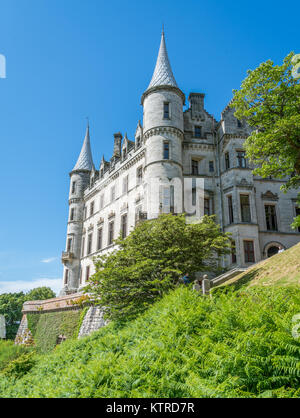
141,30 -> 185,217
61,123 -> 94,295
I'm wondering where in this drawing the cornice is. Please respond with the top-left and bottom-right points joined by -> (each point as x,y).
141,85 -> 185,105
143,126 -> 184,141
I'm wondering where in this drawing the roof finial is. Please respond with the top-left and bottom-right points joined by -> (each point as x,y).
162,23 -> 164,35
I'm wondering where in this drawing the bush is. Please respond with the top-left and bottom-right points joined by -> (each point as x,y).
86,214 -> 230,322
0,340 -> 33,373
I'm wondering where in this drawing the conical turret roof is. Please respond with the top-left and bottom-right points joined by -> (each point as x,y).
72,124 -> 94,171
147,30 -> 178,90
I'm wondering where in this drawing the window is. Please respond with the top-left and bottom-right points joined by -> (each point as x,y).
237,119 -> 243,128
81,236 -> 85,257
209,161 -> 214,172
100,168 -> 104,178
195,126 -> 201,138
121,214 -> 127,239
70,208 -> 75,221
244,240 -> 255,263
64,269 -> 69,285
296,207 -> 300,232
100,194 -> 104,210
111,186 -> 115,202
97,228 -> 103,251
123,148 -> 127,159
163,102 -> 170,119
123,175 -> 128,194
85,266 -> 90,282
231,240 -> 237,264
71,181 -> 76,194
265,205 -> 278,231
84,206 -> 87,220
67,238 -> 72,252
136,136 -> 141,148
137,166 -> 143,185
163,142 -> 170,160
108,221 -> 114,245
90,201 -> 94,217
237,150 -> 247,168
228,195 -> 234,224
240,195 -> 251,222
192,159 -> 198,175
170,185 -> 175,214
204,198 -> 210,215
192,178 -> 196,206
225,152 -> 230,170
87,233 -> 93,255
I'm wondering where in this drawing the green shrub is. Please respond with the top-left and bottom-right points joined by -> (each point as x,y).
2,352 -> 36,379
0,340 -> 33,373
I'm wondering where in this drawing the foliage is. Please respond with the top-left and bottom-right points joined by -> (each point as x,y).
1,285 -> 300,398
231,52 -> 300,227
2,352 -> 36,379
0,293 -> 25,339
25,287 -> 56,301
85,214 -> 230,322
27,310 -> 82,353
0,287 -> 56,340
0,340 -> 33,373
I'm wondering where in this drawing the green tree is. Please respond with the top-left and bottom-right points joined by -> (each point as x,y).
25,287 -> 56,301
0,293 -> 25,340
85,214 -> 230,322
0,287 -> 56,340
231,52 -> 300,227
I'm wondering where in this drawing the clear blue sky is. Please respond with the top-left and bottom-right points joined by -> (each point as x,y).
0,0 -> 299,295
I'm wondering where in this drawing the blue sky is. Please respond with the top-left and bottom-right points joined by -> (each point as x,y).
0,0 -> 299,295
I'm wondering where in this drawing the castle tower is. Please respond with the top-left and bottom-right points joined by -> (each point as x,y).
61,123 -> 94,295
141,30 -> 185,217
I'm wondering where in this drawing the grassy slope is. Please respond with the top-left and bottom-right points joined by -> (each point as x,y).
218,242 -> 300,290
1,244 -> 300,398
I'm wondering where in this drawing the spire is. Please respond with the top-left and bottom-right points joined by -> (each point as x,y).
147,30 -> 178,90
72,122 -> 94,171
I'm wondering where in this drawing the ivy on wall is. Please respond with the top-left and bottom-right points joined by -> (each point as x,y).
27,310 -> 82,353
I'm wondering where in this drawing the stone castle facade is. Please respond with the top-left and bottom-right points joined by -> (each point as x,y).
60,31 -> 300,295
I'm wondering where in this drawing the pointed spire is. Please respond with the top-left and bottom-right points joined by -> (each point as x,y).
147,30 -> 178,90
72,122 -> 94,171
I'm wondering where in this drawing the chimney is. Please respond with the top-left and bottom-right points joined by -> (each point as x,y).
113,132 -> 122,158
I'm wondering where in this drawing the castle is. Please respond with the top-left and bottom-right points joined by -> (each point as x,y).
60,31 -> 300,295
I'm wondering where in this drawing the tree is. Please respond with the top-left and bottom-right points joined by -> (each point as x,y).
85,214 -> 230,322
0,287 -> 56,340
25,287 -> 56,302
231,52 -> 300,228
0,293 -> 25,340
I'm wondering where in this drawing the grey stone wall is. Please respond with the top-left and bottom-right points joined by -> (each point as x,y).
78,307 -> 108,338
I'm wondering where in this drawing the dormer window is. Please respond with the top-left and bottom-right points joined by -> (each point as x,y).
100,168 -> 104,178
194,126 -> 201,138
163,102 -> 170,119
123,148 -> 127,159
136,136 -> 141,148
